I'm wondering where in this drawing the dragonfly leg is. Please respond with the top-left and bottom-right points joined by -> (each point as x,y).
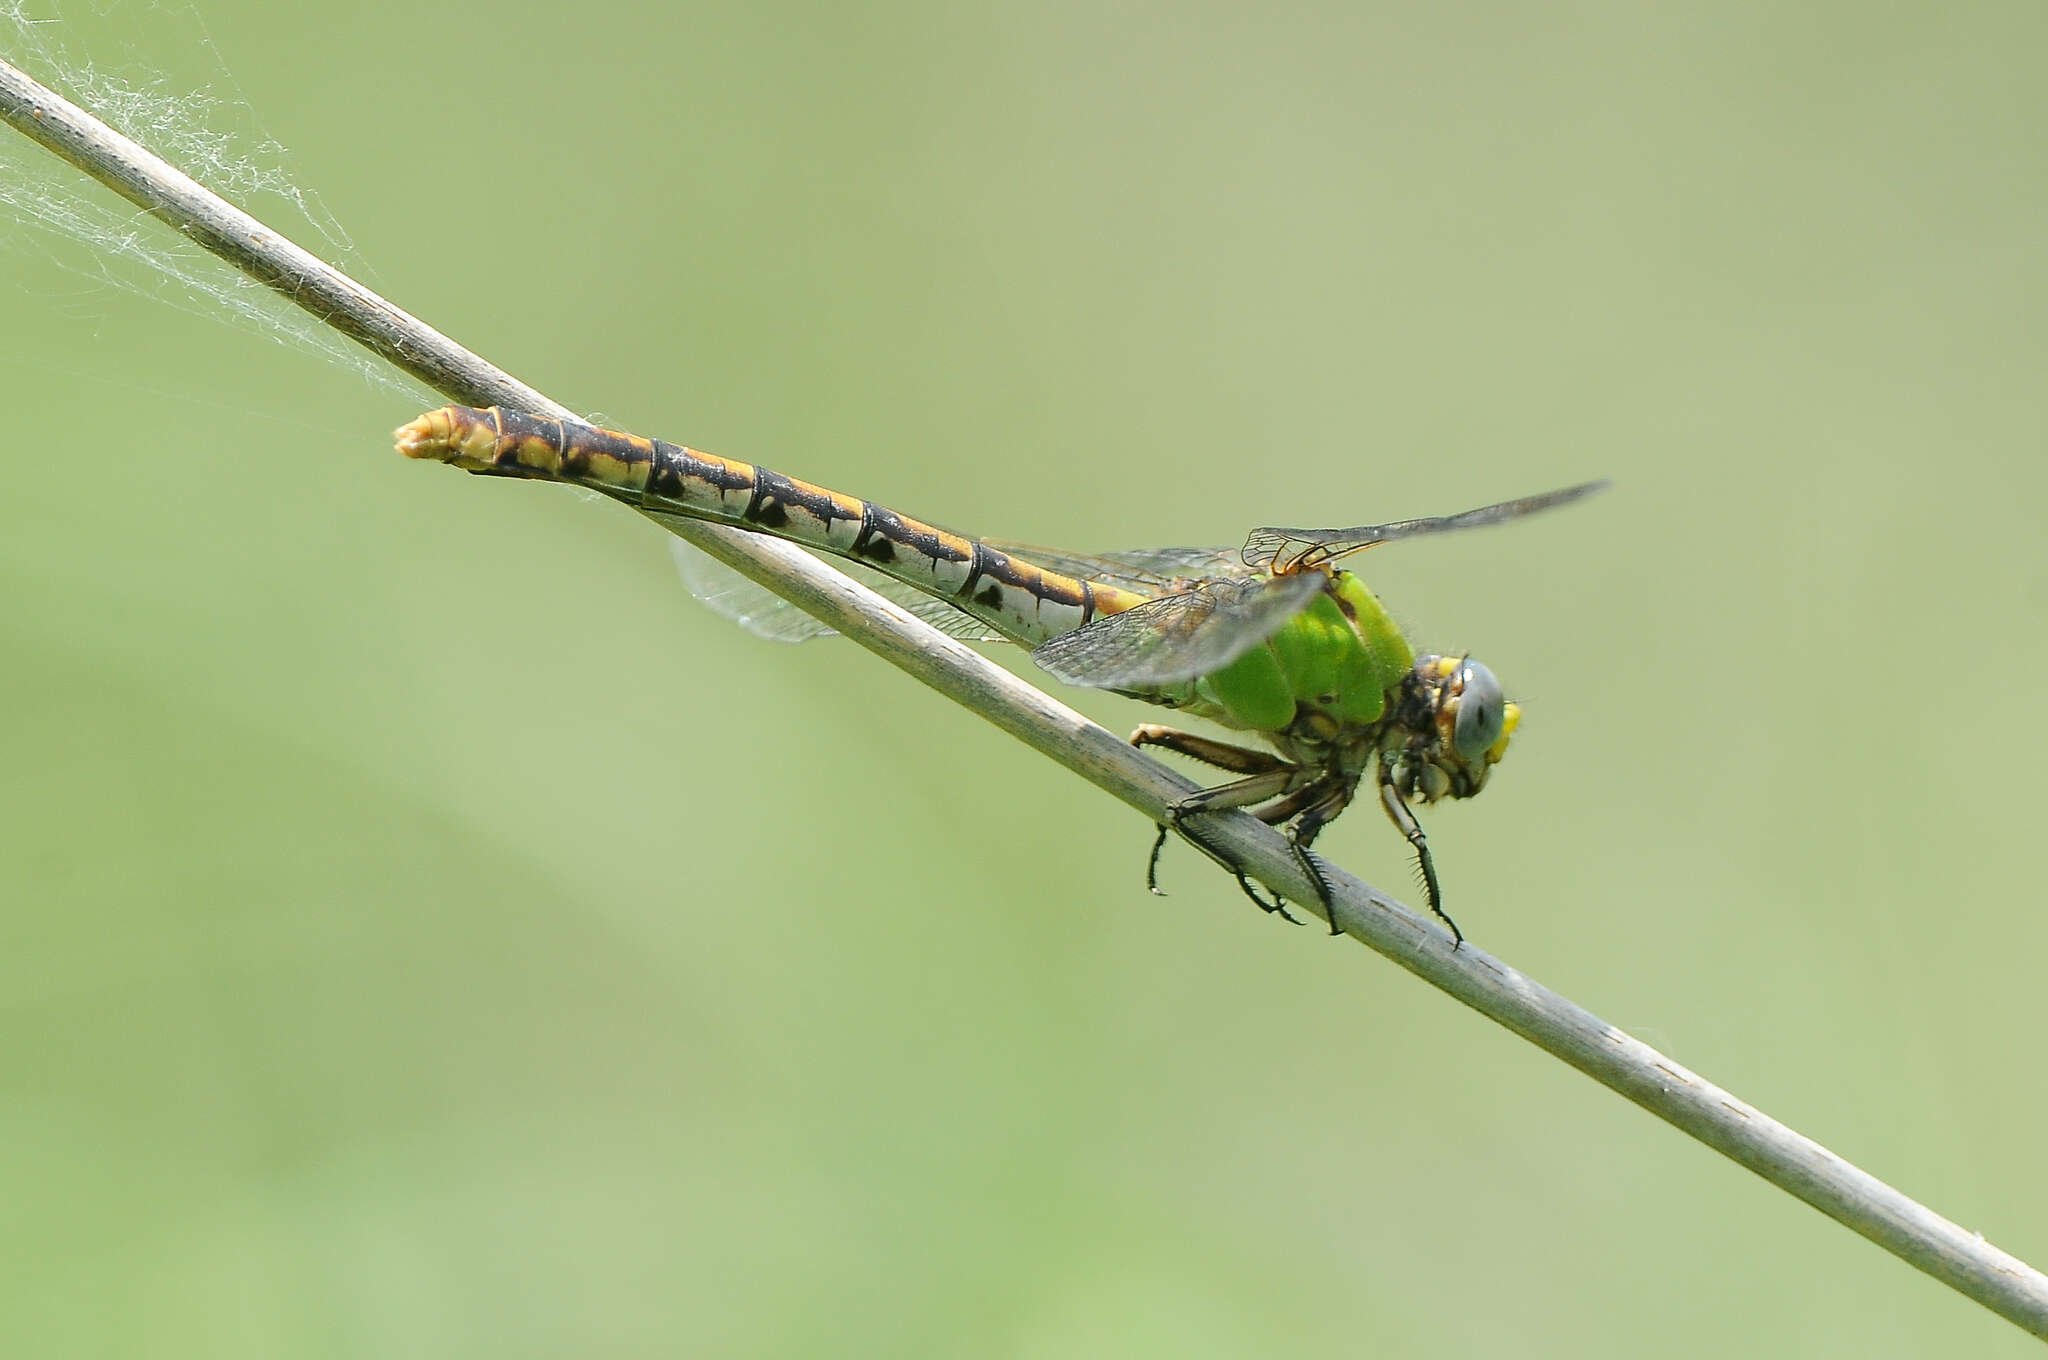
1376,765 -> 1461,948
1229,778 -> 1334,930
1236,774 -> 1358,936
1282,787 -> 1359,937
1135,731 -> 1315,922
1147,780 -> 1303,924
1164,765 -> 1300,821
1131,725 -> 1292,777
1163,806 -> 1286,925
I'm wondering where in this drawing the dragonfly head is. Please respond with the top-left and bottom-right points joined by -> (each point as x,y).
1386,655 -> 1520,803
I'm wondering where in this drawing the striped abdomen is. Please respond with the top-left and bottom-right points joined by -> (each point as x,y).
395,405 -> 1151,648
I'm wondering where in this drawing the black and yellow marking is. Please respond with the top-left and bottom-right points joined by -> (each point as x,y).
395,405 -> 1151,647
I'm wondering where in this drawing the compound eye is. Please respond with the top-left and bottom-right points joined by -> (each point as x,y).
1451,660 -> 1506,761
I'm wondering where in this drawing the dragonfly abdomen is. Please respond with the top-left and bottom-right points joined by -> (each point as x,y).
395,405 -> 1150,647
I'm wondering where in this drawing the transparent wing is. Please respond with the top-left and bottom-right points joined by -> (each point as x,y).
1029,572 -> 1327,689
981,539 -> 1250,593
667,538 -> 1009,644
1242,479 -> 1610,573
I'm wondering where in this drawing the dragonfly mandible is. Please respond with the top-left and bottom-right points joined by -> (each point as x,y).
397,405 -> 1604,944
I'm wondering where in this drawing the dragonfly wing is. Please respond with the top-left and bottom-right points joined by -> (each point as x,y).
1030,572 -> 1327,689
670,537 -> 836,642
982,540 -> 1249,592
667,538 -> 1009,643
1243,478 -> 1610,572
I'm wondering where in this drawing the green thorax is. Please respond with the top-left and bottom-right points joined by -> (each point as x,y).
1186,572 -> 1414,735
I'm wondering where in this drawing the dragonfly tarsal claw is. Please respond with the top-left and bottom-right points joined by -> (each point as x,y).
1145,823 -> 1171,896
1241,876 -> 1303,926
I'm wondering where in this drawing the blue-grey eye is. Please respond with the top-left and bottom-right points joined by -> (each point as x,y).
1452,661 -> 1505,761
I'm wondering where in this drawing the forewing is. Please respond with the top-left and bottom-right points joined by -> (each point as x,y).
981,539 -> 1248,593
1029,572 -> 1326,689
1242,478 -> 1610,572
667,537 -> 1008,644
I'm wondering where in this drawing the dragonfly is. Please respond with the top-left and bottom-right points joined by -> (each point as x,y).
396,405 -> 1604,944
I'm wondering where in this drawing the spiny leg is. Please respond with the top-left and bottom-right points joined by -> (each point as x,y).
1134,732 -> 1375,939
1143,770 -> 1304,924
1148,811 -> 1292,919
1242,778 -> 1346,933
1132,726 -> 1310,923
1171,811 -> 1299,922
1143,764 -> 1295,896
1131,725 -> 1292,776
1376,765 -> 1461,948
1279,781 -> 1360,937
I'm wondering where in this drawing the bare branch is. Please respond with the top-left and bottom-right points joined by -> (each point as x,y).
4,53 -> 2043,1340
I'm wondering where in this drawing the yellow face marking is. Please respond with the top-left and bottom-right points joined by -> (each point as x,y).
1419,655 -> 1460,683
1488,705 -> 1520,763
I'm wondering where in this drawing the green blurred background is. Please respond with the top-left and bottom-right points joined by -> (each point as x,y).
5,1 -> 2044,1353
